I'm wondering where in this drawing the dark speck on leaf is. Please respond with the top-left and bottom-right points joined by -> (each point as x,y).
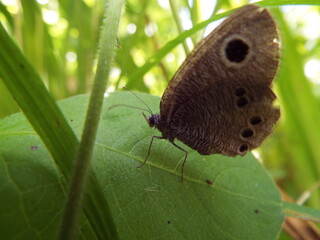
206,179 -> 213,185
30,146 -> 39,150
167,220 -> 171,224
254,209 -> 260,214
55,119 -> 61,126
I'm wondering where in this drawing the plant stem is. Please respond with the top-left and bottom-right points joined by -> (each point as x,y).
58,0 -> 124,239
169,0 -> 190,55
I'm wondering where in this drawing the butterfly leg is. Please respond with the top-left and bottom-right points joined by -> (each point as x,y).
137,136 -> 165,168
170,141 -> 188,182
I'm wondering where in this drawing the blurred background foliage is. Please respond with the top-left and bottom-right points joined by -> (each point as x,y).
0,0 -> 319,234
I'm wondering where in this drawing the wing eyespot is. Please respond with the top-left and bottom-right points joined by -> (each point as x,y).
234,87 -> 249,108
238,144 -> 249,154
225,39 -> 249,63
236,97 -> 249,108
220,34 -> 253,68
250,116 -> 263,125
234,87 -> 246,97
241,128 -> 254,139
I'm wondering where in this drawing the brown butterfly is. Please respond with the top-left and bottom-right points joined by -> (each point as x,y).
138,4 -> 280,180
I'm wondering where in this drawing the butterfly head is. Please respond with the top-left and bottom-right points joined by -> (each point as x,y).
142,112 -> 160,128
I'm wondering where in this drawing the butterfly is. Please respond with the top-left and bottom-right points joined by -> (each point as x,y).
137,5 -> 280,180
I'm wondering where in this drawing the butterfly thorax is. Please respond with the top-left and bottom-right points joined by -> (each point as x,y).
143,113 -> 175,142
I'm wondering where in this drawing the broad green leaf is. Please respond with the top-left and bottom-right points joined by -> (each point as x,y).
0,92 -> 284,240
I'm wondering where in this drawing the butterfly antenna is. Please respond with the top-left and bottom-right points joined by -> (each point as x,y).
123,86 -> 153,115
108,104 -> 150,113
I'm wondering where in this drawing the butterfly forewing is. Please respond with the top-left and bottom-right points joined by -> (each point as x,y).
159,5 -> 280,156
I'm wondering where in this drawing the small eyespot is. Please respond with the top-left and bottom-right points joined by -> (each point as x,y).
241,128 -> 254,138
234,87 -> 246,97
250,116 -> 262,125
239,144 -> 248,153
225,39 -> 249,63
236,97 -> 248,108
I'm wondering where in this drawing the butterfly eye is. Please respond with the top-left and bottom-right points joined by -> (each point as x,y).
238,144 -> 249,153
250,116 -> 262,125
236,97 -> 249,108
241,128 -> 254,138
149,117 -> 155,125
225,39 -> 249,63
234,87 -> 246,97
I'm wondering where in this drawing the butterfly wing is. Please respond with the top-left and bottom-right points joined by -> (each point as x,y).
160,5 -> 280,156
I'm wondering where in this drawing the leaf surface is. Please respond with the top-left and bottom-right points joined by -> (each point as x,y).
0,92 -> 284,240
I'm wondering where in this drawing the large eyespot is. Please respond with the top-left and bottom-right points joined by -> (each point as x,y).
250,116 -> 262,125
225,39 -> 249,63
241,128 -> 254,139
221,35 -> 252,68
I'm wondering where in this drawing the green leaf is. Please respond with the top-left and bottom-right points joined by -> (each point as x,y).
0,2 -> 14,29
0,92 -> 284,240
0,21 -> 117,239
0,22 -> 77,182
